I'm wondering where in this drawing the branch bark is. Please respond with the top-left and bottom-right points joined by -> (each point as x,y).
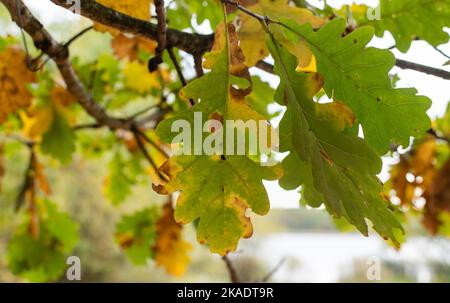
256,59 -> 450,80
395,59 -> 450,80
50,0 -> 213,55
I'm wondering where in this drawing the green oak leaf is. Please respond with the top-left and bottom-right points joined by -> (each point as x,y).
157,23 -> 267,154
246,76 -> 278,118
154,155 -> 282,255
280,18 -> 431,154
7,199 -> 79,282
351,0 -> 450,52
269,38 -> 404,245
41,112 -> 76,164
104,151 -> 133,205
115,207 -> 159,265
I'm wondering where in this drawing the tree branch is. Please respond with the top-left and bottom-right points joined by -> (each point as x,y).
50,0 -> 214,55
395,59 -> 450,80
255,59 -> 450,80
222,255 -> 240,283
427,129 -> 450,143
148,0 -> 167,72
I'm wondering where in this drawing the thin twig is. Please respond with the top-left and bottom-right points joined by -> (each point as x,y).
167,47 -> 195,106
132,127 -> 168,182
135,128 -> 170,159
63,26 -> 94,47
73,123 -> 103,131
261,258 -> 285,282
222,0 -> 278,25
432,46 -> 450,60
127,104 -> 160,120
223,255 -> 240,283
167,47 -> 187,86
15,147 -> 35,211
427,129 -> 450,143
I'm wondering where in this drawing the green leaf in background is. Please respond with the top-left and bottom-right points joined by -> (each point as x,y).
166,0 -> 224,30
280,18 -> 431,154
115,207 -> 159,265
269,38 -> 404,245
7,199 -> 79,282
104,151 -> 133,205
347,0 -> 450,52
41,112 -> 76,164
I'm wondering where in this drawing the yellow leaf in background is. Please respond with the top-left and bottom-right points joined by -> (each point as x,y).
112,34 -> 157,61
154,202 -> 191,277
20,106 -> 54,140
0,143 -> 4,193
390,157 -> 415,206
51,86 -> 76,107
123,61 -> 162,93
0,47 -> 36,123
237,0 -> 325,67
94,0 -> 152,34
411,138 -> 436,176
34,157 -> 52,196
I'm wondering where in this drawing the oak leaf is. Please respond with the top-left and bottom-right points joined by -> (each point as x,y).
153,202 -> 191,277
0,47 -> 36,123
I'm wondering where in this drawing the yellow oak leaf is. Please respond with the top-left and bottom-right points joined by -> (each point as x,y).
94,0 -> 152,34
411,138 -> 436,176
390,157 -> 415,206
153,202 -> 192,277
123,61 -> 165,93
112,34 -> 157,61
0,47 -> 36,123
20,106 -> 54,140
237,0 -> 325,67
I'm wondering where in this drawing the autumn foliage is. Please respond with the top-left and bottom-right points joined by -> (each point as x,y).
0,0 -> 449,282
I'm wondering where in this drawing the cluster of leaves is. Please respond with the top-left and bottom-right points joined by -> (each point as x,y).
0,0 -> 449,281
7,198 -> 79,282
116,202 -> 191,276
388,105 -> 450,235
